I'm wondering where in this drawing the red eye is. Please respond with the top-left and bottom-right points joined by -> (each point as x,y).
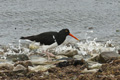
65,30 -> 68,32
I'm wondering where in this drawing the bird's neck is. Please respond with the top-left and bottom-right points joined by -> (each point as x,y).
56,33 -> 67,45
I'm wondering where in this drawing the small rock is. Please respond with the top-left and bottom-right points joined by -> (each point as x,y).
59,50 -> 78,57
28,65 -> 55,72
14,61 -> 33,68
43,71 -> 49,76
73,55 -> 83,60
56,61 -> 69,68
13,64 -> 27,72
12,48 -> 21,53
81,68 -> 98,73
87,61 -> 102,69
0,63 -> 14,71
98,51 -> 120,63
29,53 -> 45,59
30,57 -> 48,65
1,46 -> 8,52
90,55 -> 99,62
0,59 -> 7,63
118,49 -> 120,55
0,51 -> 4,55
56,59 -> 87,68
56,57 -> 73,61
72,75 -> 77,80
6,54 -> 29,62
28,66 -> 47,72
55,55 -> 68,59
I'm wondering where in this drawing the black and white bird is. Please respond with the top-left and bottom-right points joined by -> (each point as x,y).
20,29 -> 79,60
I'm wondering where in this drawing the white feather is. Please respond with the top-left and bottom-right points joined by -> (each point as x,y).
41,42 -> 58,51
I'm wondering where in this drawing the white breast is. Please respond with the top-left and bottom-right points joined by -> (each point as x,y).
41,42 -> 58,51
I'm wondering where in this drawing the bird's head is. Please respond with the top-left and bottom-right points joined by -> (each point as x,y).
59,29 -> 79,41
59,29 -> 70,35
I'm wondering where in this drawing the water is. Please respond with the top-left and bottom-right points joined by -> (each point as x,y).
0,0 -> 120,45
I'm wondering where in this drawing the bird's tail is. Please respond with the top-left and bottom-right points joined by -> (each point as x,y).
20,36 -> 32,39
20,37 -> 24,39
20,36 -> 35,41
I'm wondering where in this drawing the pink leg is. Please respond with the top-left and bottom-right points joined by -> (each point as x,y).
42,50 -> 55,60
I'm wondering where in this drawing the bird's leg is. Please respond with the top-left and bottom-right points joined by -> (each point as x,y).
43,50 -> 55,61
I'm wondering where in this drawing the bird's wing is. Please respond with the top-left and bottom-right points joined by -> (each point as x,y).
33,32 -> 58,45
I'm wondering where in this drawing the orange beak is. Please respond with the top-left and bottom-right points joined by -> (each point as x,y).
69,33 -> 79,40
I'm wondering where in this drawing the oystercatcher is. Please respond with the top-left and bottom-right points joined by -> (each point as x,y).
20,29 -> 79,60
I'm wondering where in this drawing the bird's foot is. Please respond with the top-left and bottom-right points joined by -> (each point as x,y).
43,51 -> 55,61
46,52 -> 55,61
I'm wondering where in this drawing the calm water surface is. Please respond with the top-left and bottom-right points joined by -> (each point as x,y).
0,0 -> 120,45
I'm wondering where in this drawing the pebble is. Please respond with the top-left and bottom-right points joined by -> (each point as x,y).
58,50 -> 78,57
13,64 -> 27,72
28,65 -> 55,72
98,51 -> 120,63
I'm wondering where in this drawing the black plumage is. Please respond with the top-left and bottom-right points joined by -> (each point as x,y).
20,29 -> 71,45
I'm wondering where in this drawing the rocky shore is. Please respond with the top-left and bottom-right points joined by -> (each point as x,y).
0,40 -> 120,80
